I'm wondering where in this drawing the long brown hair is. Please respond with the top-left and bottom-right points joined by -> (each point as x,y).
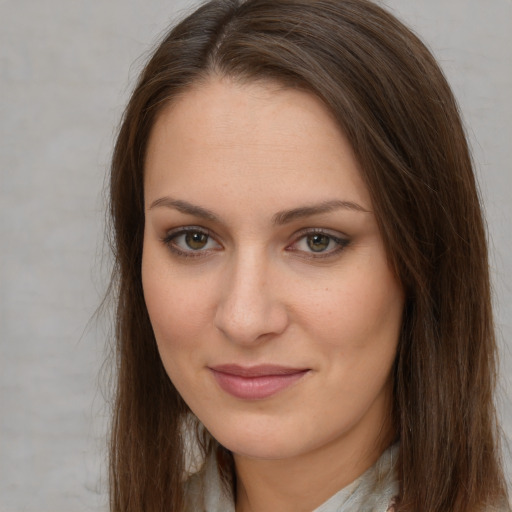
108,1 -> 509,510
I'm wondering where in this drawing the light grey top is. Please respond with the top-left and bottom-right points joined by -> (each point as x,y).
184,444 -> 399,512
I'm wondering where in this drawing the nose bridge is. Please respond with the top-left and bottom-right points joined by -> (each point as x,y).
214,245 -> 287,345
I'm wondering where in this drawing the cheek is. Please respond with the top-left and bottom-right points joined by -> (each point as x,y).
141,245 -> 212,356
294,260 -> 403,352
141,251 -> 218,406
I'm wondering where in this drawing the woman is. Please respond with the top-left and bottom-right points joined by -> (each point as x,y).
108,0 -> 510,510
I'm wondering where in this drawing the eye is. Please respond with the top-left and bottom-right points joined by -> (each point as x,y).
288,230 -> 349,257
183,231 -> 209,250
305,233 -> 332,252
163,227 -> 221,257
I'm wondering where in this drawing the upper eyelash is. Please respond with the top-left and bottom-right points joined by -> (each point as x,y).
161,226 -> 218,258
286,228 -> 350,258
161,227 -> 350,259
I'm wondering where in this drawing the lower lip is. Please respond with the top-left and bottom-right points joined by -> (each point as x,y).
210,369 -> 309,400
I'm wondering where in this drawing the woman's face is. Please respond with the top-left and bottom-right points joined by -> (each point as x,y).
142,78 -> 404,462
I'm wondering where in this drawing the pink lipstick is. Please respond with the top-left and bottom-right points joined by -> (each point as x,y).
209,364 -> 309,400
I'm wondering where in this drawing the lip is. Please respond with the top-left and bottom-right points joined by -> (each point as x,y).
209,364 -> 310,400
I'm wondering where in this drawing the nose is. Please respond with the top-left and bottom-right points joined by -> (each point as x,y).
213,250 -> 289,346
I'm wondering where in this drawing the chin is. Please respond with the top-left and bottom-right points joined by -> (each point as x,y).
220,435 -> 302,461
206,415 -> 341,462
204,417 -> 302,460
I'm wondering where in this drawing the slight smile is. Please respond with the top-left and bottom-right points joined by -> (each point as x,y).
209,364 -> 311,400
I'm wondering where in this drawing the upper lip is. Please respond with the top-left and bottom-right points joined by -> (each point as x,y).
209,364 -> 309,377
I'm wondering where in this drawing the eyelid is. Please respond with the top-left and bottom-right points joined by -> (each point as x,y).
286,228 -> 350,258
162,225 -> 222,258
161,225 -> 349,260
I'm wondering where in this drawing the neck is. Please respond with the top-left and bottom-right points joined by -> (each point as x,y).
234,414 -> 394,512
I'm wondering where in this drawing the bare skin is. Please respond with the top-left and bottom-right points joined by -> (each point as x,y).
142,77 -> 403,512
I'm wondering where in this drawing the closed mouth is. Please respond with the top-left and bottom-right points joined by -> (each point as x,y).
208,364 -> 310,399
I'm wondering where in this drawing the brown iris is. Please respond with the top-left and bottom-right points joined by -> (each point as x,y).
185,231 -> 209,250
307,234 -> 330,252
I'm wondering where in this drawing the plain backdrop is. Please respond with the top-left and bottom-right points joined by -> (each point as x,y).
1,0 -> 511,510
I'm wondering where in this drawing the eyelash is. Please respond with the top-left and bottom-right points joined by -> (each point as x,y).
161,226 -> 220,259
161,226 -> 350,259
287,228 -> 350,259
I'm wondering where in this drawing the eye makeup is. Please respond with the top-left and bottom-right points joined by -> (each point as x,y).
161,225 -> 350,261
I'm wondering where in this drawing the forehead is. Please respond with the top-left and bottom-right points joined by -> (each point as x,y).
144,77 -> 371,212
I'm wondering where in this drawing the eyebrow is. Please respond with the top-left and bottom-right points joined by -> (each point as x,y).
149,197 -> 218,221
272,199 -> 370,225
148,197 -> 370,225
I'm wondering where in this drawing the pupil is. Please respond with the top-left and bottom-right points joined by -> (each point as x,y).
307,234 -> 330,252
186,232 -> 208,250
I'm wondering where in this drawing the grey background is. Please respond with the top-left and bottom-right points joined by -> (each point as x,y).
1,0 -> 510,510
